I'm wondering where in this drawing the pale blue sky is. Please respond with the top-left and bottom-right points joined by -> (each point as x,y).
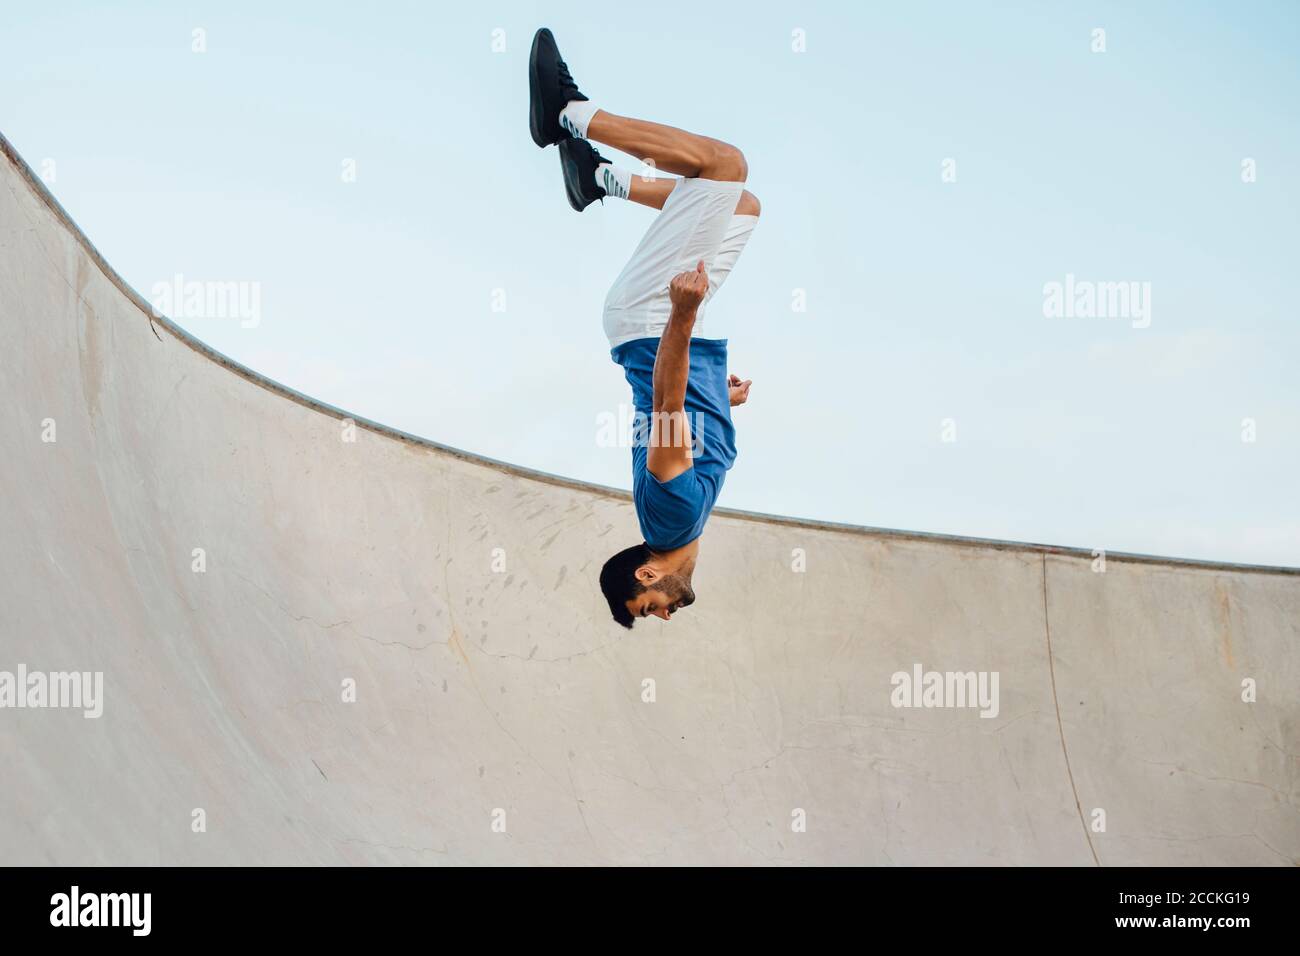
3,1 -> 1297,564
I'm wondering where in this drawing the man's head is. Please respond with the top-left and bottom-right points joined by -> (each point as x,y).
599,542 -> 697,628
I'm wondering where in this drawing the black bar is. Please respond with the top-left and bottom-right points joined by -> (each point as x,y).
0,866 -> 1288,943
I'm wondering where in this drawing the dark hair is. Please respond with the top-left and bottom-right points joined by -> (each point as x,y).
599,543 -> 652,629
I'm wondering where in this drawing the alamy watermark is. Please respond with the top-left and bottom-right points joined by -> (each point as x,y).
1042,273 -> 1151,329
50,886 -> 150,936
890,663 -> 1000,718
0,665 -> 103,718
595,404 -> 707,457
149,273 -> 261,328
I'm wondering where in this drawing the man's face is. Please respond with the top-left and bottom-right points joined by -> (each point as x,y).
626,562 -> 696,622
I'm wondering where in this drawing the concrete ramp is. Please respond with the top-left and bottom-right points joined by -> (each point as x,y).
1,132 -> 1297,865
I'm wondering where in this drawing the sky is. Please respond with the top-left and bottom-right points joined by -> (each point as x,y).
3,1 -> 1297,565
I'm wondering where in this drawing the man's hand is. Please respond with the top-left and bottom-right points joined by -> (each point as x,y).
668,260 -> 709,313
728,374 -> 752,407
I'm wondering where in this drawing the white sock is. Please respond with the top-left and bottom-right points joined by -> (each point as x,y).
596,163 -> 632,200
559,100 -> 600,139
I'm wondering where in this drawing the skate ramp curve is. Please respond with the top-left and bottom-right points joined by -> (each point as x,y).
1,132 -> 1297,865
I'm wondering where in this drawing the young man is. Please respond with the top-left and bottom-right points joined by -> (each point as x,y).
529,28 -> 759,628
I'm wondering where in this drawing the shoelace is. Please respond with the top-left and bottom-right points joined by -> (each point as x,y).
556,59 -> 580,98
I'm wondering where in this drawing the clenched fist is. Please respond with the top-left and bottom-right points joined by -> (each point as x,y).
728,373 -> 752,407
668,260 -> 710,312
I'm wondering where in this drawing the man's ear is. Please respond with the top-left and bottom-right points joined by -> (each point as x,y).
634,564 -> 658,585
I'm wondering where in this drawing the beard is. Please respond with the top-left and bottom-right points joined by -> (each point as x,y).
652,567 -> 696,609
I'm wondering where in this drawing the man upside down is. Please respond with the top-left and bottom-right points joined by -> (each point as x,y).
529,28 -> 759,628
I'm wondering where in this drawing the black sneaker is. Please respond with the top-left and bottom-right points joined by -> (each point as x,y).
559,137 -> 614,211
529,28 -> 588,147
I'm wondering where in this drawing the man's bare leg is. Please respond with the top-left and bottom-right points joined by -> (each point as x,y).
587,111 -> 748,183
627,175 -> 676,210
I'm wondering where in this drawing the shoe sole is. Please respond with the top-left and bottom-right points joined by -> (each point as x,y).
528,29 -> 553,147
559,142 -> 588,211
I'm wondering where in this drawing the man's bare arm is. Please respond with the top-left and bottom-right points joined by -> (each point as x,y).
647,261 -> 709,483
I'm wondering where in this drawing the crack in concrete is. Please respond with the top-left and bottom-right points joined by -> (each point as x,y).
339,836 -> 448,857
1042,555 -> 1101,866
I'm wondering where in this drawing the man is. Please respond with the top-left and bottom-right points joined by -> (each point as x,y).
529,28 -> 759,628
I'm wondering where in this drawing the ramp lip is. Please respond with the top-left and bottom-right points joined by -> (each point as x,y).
4,130 -> 1296,578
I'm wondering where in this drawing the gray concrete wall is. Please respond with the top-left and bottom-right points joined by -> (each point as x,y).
1,133 -> 1296,865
